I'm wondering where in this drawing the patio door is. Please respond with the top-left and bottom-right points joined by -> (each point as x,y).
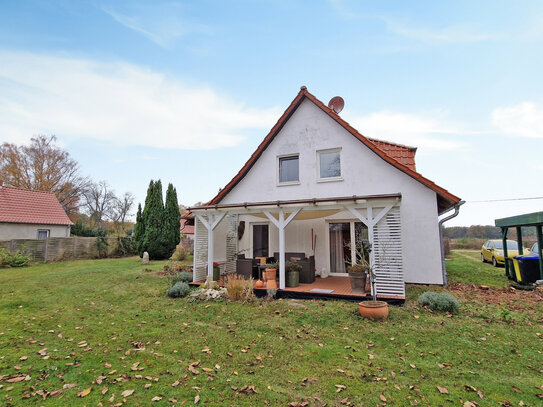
329,221 -> 369,274
252,224 -> 269,258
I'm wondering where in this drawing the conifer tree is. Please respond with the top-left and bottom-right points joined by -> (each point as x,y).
133,203 -> 145,257
142,180 -> 170,259
164,183 -> 181,255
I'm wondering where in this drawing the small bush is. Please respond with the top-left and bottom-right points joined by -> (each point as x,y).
286,261 -> 302,273
171,245 -> 189,261
224,274 -> 255,302
0,248 -> 30,268
167,281 -> 191,298
164,263 -> 192,287
418,291 -> 460,313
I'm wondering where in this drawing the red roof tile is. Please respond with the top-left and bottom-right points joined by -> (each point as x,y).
180,218 -> 194,234
207,87 -> 461,214
0,186 -> 73,225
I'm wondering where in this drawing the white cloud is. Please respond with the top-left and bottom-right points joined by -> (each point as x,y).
0,50 -> 280,149
492,102 -> 543,139
349,110 -> 468,151
100,3 -> 207,48
387,21 -> 497,43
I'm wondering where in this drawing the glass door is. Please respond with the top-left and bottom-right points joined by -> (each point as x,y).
252,224 -> 269,258
329,221 -> 369,274
329,223 -> 351,273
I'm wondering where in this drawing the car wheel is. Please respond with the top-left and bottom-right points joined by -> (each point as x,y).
492,257 -> 497,267
481,253 -> 486,263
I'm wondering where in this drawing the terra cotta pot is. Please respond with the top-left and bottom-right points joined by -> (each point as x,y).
358,301 -> 389,319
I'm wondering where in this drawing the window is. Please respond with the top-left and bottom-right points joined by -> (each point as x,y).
37,229 -> 50,239
318,149 -> 341,179
278,155 -> 299,183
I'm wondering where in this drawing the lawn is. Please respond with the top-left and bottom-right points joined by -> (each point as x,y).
0,254 -> 542,406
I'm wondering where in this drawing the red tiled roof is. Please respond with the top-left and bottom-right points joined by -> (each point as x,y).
367,138 -> 417,171
207,87 -> 461,214
0,186 -> 73,225
180,218 -> 194,234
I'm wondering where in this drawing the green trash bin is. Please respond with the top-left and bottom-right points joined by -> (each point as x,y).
514,256 -> 540,284
286,270 -> 299,287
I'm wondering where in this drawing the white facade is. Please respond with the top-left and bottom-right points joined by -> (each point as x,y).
192,91 -> 460,294
208,99 -> 443,284
0,223 -> 71,241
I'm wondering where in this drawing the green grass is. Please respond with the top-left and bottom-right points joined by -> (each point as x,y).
448,250 -> 512,288
1,256 -> 542,406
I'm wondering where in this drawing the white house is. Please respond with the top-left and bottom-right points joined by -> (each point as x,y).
189,87 -> 461,299
0,184 -> 72,240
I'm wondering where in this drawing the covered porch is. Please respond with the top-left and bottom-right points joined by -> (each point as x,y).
188,194 -> 406,300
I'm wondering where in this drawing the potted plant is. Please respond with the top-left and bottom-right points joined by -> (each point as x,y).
285,261 -> 301,287
347,239 -> 371,293
359,268 -> 389,319
347,264 -> 368,293
264,262 -> 278,289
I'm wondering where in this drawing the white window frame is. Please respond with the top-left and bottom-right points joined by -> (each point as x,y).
37,229 -> 50,239
277,153 -> 300,186
317,148 -> 343,182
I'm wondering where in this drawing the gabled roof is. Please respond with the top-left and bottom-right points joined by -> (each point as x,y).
0,185 -> 73,226
208,87 -> 461,214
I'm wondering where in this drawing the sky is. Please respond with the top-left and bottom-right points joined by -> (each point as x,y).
1,0 -> 542,227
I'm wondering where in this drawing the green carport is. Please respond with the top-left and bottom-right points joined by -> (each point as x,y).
495,211 -> 543,281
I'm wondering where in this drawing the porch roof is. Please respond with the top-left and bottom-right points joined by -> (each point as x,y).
187,193 -> 401,215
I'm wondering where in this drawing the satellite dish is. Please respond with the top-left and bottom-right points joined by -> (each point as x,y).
328,96 -> 344,114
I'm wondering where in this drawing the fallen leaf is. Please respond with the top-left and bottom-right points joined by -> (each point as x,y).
77,388 -> 91,397
152,396 -> 162,401
102,386 -> 108,394
63,383 -> 76,389
50,389 -> 62,397
194,394 -> 200,404
335,384 -> 346,393
437,386 -> 449,394
121,389 -> 135,397
380,393 -> 387,402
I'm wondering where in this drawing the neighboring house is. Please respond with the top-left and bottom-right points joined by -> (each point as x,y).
0,183 -> 73,240
189,87 -> 461,299
180,217 -> 195,240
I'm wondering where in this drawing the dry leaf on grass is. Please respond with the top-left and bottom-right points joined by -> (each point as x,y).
121,389 -> 134,397
437,386 -> 449,394
77,388 -> 91,397
379,393 -> 387,402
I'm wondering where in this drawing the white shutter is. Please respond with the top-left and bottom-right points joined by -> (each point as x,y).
193,217 -> 208,282
225,214 -> 238,275
372,206 -> 405,298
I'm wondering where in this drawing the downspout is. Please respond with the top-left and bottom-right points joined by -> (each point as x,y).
438,200 -> 465,286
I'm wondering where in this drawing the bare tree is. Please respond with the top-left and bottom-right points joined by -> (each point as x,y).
112,192 -> 135,233
0,135 -> 89,216
83,181 -> 117,229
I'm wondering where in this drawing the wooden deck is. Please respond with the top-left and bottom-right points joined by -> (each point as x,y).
191,275 -> 405,303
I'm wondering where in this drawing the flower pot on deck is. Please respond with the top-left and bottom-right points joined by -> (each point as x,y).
358,301 -> 389,319
264,268 -> 277,289
286,270 -> 299,287
213,266 -> 220,282
348,272 -> 367,293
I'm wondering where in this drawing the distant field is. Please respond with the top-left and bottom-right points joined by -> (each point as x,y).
1,256 -> 542,406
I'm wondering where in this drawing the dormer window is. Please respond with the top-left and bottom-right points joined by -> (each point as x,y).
318,148 -> 342,180
278,155 -> 299,184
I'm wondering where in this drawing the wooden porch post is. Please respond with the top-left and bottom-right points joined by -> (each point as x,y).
195,212 -> 226,278
263,208 -> 301,290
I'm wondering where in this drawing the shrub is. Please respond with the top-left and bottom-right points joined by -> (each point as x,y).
165,263 -> 192,287
171,245 -> 188,261
167,281 -> 191,298
224,274 -> 255,302
112,237 -> 137,257
418,291 -> 460,313
0,247 -> 30,268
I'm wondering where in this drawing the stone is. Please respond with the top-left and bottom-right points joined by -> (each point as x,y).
142,252 -> 149,264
